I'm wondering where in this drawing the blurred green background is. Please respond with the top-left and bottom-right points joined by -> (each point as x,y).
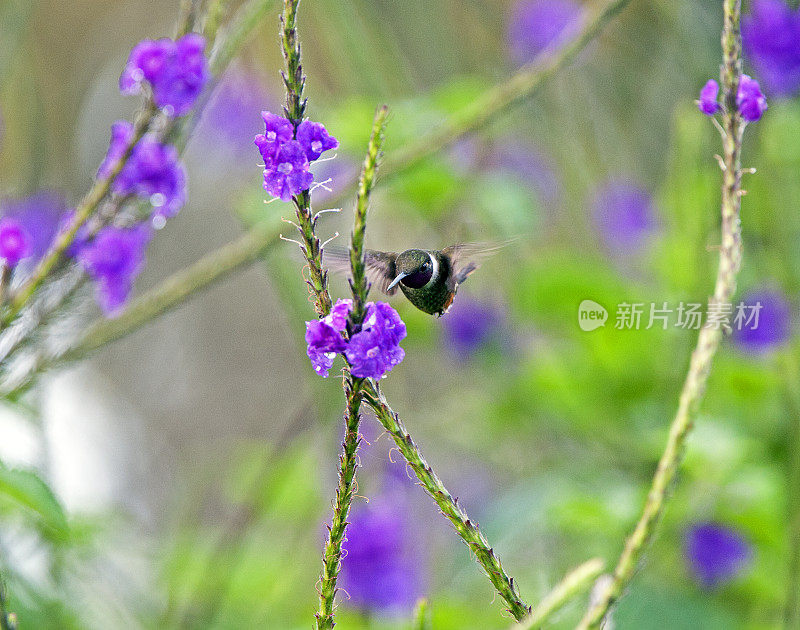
0,0 -> 798,628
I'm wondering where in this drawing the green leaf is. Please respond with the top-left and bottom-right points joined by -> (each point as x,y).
0,462 -> 68,541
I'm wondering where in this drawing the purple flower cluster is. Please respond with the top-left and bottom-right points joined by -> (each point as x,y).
305,299 -> 406,378
441,296 -> 505,360
507,0 -> 582,66
0,218 -> 32,267
743,0 -> 800,98
340,481 -> 426,614
76,223 -> 152,316
732,289 -> 793,353
99,121 -> 187,221
697,76 -> 768,122
592,179 -> 659,253
254,112 -> 338,202
120,33 -> 209,116
685,522 -> 751,588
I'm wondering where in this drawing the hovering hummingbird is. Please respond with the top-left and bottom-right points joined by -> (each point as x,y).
326,243 -> 503,317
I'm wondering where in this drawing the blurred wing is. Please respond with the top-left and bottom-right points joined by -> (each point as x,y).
323,246 -> 399,295
441,241 -> 510,291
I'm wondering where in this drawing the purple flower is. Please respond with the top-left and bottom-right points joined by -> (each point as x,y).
77,224 -> 152,316
487,141 -> 561,206
507,0 -> 582,66
441,297 -> 504,360
592,179 -> 658,252
254,112 -> 294,166
346,303 -> 407,379
119,34 -> 208,116
120,38 -> 173,93
99,122 -> 187,220
697,79 -> 721,116
340,480 -> 425,613
304,300 -> 406,378
1,192 -> 70,261
743,0 -> 800,98
305,298 -> 352,376
685,522 -> 751,588
262,140 -> 313,202
732,289 -> 792,353
197,66 -> 277,158
296,120 -> 339,161
0,218 -> 31,267
737,74 -> 768,121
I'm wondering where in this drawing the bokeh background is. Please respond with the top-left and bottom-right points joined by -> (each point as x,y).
0,0 -> 798,627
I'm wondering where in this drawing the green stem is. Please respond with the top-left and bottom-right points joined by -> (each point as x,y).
316,103 -> 389,630
514,559 -> 604,629
379,0 -> 631,180
362,381 -> 531,620
315,377 -> 363,630
412,598 -> 431,630
578,2 -> 745,627
349,105 -> 389,323
209,0 -> 276,75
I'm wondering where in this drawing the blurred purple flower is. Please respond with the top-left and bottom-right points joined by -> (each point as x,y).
743,0 -> 800,98
507,0 -> 582,66
1,192 -> 69,261
737,75 -> 768,122
77,223 -> 152,316
0,218 -> 31,267
697,79 -> 721,116
198,66 -> 276,158
685,522 -> 751,588
340,471 -> 426,614
732,289 -> 792,353
120,33 -> 208,116
591,179 -> 658,252
441,296 -> 504,360
99,121 -> 187,220
296,120 -> 339,162
488,141 -> 561,206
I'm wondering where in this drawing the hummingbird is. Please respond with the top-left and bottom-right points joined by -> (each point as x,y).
325,243 -> 502,316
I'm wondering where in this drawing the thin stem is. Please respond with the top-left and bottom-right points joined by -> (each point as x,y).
6,101 -> 157,323
209,0 -> 277,74
578,2 -> 745,627
379,0 -> 631,179
316,103 -> 389,630
514,559 -> 605,629
362,381 -> 531,620
412,598 -> 431,630
281,0 -> 331,318
349,105 -> 389,323
315,377 -> 363,630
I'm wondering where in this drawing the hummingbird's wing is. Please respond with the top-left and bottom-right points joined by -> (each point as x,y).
323,246 -> 399,295
441,242 -> 508,291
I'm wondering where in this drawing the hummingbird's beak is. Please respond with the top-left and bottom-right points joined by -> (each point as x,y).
387,272 -> 408,291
